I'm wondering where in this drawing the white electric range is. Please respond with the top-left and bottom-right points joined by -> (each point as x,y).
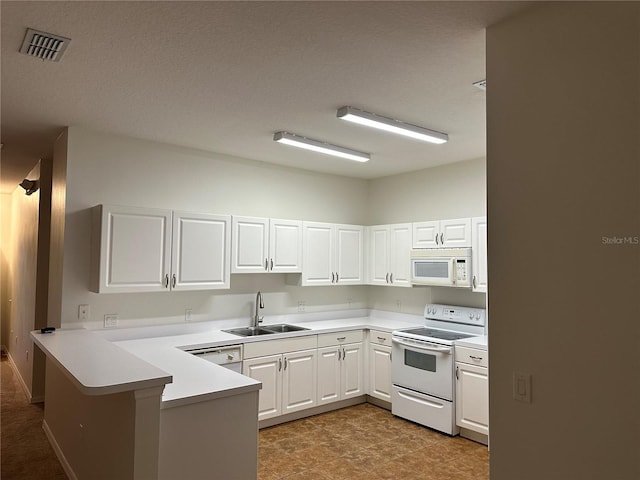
391,303 -> 486,435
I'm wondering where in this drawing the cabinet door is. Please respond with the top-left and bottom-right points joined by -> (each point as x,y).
341,342 -> 364,399
269,219 -> 303,273
302,222 -> 334,286
282,349 -> 317,415
389,223 -> 412,287
243,354 -> 282,421
95,205 -> 172,293
172,212 -> 230,291
456,362 -> 489,435
369,226 -> 390,285
471,216 -> 487,293
335,224 -> 364,285
317,346 -> 340,405
412,221 -> 439,248
369,343 -> 392,402
231,216 -> 269,273
441,218 -> 472,248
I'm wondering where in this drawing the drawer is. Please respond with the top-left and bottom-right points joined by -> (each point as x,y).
455,346 -> 488,368
317,330 -> 364,348
244,335 -> 317,359
369,329 -> 392,346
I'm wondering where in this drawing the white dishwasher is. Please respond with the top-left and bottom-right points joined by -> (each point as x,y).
185,345 -> 243,373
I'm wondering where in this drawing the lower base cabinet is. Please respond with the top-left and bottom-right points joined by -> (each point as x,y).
317,331 -> 365,406
368,343 -> 392,402
243,349 -> 317,421
455,346 -> 489,436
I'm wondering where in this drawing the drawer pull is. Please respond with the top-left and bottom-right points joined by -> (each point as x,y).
337,336 -> 346,341
377,336 -> 386,342
469,355 -> 483,361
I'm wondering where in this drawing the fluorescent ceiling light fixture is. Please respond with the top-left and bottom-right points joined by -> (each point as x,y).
337,106 -> 448,144
273,131 -> 370,163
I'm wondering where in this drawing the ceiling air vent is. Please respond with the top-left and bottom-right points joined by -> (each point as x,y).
20,28 -> 70,62
473,79 -> 487,91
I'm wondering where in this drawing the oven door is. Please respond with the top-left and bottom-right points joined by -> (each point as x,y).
391,336 -> 454,401
411,257 -> 455,286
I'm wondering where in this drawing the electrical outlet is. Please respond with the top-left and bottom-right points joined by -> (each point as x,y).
185,308 -> 192,322
78,304 -> 90,321
297,301 -> 306,313
104,314 -> 119,328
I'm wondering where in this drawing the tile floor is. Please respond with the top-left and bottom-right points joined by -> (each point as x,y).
258,403 -> 489,480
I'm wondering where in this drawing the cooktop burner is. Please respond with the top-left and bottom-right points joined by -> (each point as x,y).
398,327 -> 475,341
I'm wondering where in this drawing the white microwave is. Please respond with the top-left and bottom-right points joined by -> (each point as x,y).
410,248 -> 472,288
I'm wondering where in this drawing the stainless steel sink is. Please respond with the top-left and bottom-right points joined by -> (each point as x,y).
262,324 -> 310,333
222,327 -> 276,337
223,324 -> 309,337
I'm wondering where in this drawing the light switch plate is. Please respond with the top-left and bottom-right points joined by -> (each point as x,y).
513,371 -> 532,403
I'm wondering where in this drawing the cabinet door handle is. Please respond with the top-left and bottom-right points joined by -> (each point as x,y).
472,275 -> 477,289
435,234 -> 439,245
342,348 -> 346,360
440,233 -> 444,245
278,358 -> 282,371
164,274 -> 169,288
331,272 -> 335,283
270,259 -> 274,271
390,273 -> 393,283
337,348 -> 341,360
385,273 -> 389,283
456,366 -> 459,380
172,273 -> 176,288
336,273 -> 339,283
264,258 -> 268,271
284,358 -> 288,370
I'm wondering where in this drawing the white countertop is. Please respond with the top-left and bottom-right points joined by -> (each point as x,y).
33,310 -> 424,409
455,335 -> 488,350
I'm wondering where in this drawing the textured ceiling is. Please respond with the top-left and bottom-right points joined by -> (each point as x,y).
0,1 -> 530,193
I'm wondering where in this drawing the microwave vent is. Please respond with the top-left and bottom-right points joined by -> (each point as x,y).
20,28 -> 70,62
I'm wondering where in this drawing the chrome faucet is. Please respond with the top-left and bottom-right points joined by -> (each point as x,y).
252,291 -> 264,328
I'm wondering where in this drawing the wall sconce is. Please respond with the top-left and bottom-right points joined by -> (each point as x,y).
19,179 -> 39,196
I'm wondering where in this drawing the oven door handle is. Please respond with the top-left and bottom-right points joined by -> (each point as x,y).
392,337 -> 452,354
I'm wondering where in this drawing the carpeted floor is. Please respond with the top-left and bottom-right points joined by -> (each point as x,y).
1,355 -> 67,480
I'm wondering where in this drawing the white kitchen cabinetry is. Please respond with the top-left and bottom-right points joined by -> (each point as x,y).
455,346 -> 489,438
231,216 -> 302,273
243,336 -> 317,421
91,205 -> 230,293
301,222 -> 364,286
412,218 -> 472,249
368,223 -> 412,287
471,216 -> 487,293
317,331 -> 364,405
368,330 -> 392,402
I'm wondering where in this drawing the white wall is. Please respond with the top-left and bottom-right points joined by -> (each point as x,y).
0,193 -> 12,350
367,157 -> 487,314
487,3 -> 639,479
61,127 -> 370,329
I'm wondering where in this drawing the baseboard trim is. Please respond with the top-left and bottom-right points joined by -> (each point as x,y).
459,427 -> 489,446
43,419 -> 78,480
365,395 -> 391,411
6,351 -> 34,402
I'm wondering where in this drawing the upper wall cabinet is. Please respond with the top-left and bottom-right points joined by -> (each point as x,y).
471,216 -> 487,293
91,205 -> 231,293
412,218 -> 471,249
368,223 -> 412,287
301,222 -> 364,286
231,216 -> 302,273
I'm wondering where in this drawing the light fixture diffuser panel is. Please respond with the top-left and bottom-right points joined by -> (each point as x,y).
273,131 -> 369,162
337,106 -> 448,144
